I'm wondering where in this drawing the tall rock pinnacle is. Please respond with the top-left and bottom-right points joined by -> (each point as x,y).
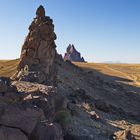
12,5 -> 58,84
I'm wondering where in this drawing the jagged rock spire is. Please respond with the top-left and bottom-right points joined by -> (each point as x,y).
64,44 -> 85,62
12,6 -> 58,84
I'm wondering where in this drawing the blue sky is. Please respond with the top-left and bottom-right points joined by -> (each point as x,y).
0,0 -> 140,63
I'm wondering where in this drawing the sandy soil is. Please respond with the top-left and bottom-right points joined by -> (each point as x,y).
74,62 -> 140,87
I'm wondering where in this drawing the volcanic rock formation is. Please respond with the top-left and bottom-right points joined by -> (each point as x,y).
12,5 -> 58,84
1,5 -> 140,140
64,44 -> 85,62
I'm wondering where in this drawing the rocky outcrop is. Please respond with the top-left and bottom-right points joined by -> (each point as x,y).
1,4 -> 140,140
0,77 -> 64,140
0,6 -> 65,140
64,44 -> 85,62
12,5 -> 58,84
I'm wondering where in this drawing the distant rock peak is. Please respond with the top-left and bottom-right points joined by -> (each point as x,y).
67,44 -> 76,54
64,44 -> 85,62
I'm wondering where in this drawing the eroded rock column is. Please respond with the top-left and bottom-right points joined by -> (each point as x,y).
12,5 -> 58,84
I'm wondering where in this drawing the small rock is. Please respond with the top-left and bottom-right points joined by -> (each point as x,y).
89,111 -> 100,120
75,88 -> 91,101
95,99 -> 110,113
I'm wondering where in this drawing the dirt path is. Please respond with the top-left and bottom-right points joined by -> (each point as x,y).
130,74 -> 140,86
105,65 -> 140,86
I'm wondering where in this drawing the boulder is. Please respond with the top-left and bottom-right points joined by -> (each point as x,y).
69,88 -> 92,103
29,122 -> 64,140
0,126 -> 28,140
75,88 -> 92,101
95,99 -> 140,121
0,104 -> 45,135
95,99 -> 111,113
0,77 -> 16,93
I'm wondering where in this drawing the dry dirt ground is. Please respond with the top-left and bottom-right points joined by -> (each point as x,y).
0,59 -> 19,77
74,62 -> 140,87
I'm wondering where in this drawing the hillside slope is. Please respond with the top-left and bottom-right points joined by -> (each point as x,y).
1,60 -> 140,87
0,60 -> 140,139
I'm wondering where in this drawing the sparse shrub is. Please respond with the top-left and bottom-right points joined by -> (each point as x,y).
54,110 -> 71,126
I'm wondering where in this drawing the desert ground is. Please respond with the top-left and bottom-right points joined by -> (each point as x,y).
0,59 -> 19,77
1,59 -> 140,88
74,62 -> 140,87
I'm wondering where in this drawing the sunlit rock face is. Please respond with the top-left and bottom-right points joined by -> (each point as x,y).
12,5 -> 58,84
64,44 -> 85,62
